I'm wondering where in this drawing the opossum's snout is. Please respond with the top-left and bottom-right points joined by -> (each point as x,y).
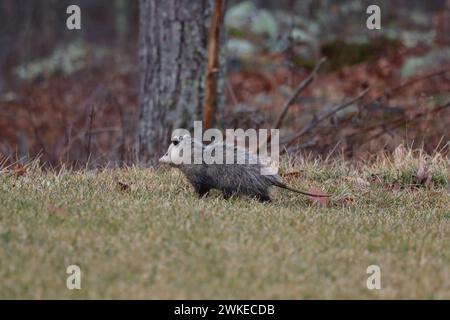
159,152 -> 171,164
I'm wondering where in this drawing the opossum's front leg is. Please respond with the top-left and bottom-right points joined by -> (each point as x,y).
222,188 -> 234,200
193,183 -> 211,198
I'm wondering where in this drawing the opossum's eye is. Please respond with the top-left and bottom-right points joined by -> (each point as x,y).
172,140 -> 179,146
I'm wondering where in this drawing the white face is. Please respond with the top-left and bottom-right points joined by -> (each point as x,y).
159,135 -> 190,165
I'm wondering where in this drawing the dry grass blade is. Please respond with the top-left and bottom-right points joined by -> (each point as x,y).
0,150 -> 449,299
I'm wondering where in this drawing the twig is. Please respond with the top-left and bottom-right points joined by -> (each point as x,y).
58,86 -> 106,163
25,95 -> 51,162
203,0 -> 225,130
274,57 -> 326,130
108,93 -> 127,166
83,85 -> 106,163
341,69 -> 450,141
257,57 -> 326,153
285,140 -> 317,154
365,68 -> 450,107
225,78 -> 238,107
86,99 -> 96,163
360,101 -> 450,147
283,88 -> 370,148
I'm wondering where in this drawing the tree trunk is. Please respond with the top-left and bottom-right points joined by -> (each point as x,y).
138,0 -> 212,163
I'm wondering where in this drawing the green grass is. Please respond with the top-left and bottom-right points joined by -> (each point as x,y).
0,151 -> 449,299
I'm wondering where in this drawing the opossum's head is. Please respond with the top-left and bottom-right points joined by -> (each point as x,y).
159,134 -> 202,166
159,135 -> 189,166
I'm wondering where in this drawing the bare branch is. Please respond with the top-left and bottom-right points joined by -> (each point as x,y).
86,99 -> 96,163
365,68 -> 450,107
274,57 -> 326,129
359,101 -> 450,147
283,88 -> 370,148
257,57 -> 326,153
108,92 -> 128,166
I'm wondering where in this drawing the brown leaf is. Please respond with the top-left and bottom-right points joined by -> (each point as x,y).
47,204 -> 68,215
390,182 -> 401,191
340,197 -> 355,205
11,163 -> 27,177
281,170 -> 302,182
307,187 -> 331,207
117,181 -> 130,192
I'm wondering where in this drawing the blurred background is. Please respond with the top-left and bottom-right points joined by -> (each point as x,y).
0,0 -> 449,168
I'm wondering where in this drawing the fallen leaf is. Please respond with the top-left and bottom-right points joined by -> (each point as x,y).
390,182 -> 401,191
117,181 -> 131,192
281,170 -> 302,182
339,197 -> 355,205
11,163 -> 27,177
47,204 -> 68,215
307,187 -> 331,207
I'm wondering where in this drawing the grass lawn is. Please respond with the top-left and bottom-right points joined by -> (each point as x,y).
1,150 -> 449,299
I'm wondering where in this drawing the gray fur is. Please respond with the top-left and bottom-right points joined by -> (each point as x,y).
159,135 -> 328,202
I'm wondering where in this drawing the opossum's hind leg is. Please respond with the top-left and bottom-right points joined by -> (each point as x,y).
257,193 -> 271,203
244,188 -> 271,202
254,189 -> 271,203
193,183 -> 211,198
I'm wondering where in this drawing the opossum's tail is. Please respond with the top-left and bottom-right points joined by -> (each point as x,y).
274,182 -> 330,197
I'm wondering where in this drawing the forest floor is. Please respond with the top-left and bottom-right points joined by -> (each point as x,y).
1,149 -> 449,299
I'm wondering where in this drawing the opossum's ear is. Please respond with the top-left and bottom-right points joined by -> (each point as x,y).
181,134 -> 191,142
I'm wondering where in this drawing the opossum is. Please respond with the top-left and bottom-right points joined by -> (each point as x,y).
159,134 -> 329,202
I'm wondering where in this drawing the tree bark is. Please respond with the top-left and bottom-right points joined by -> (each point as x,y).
138,0 -> 212,163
